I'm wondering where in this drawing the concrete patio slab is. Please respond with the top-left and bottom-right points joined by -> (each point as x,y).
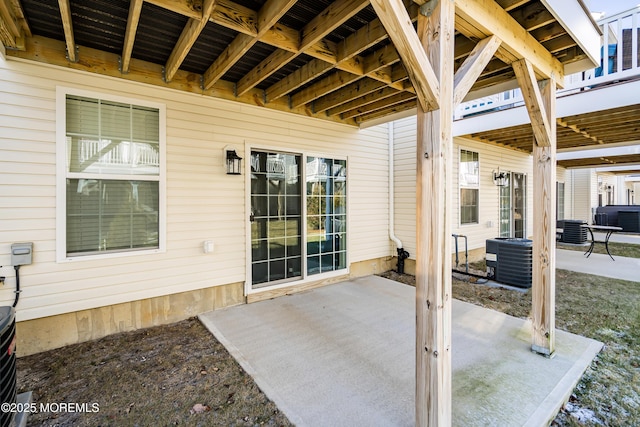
199,276 -> 602,427
556,248 -> 640,282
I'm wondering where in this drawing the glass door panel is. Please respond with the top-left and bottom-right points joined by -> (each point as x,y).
250,151 -> 301,287
513,172 -> 526,238
499,173 -> 511,237
306,157 -> 347,275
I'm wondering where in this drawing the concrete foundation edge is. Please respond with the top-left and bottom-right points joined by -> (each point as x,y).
16,257 -> 390,356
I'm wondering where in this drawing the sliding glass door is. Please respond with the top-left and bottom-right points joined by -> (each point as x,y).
250,150 -> 347,289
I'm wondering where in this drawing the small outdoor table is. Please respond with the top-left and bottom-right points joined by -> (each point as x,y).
580,224 -> 623,260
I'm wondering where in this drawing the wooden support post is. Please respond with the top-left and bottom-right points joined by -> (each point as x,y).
531,77 -> 557,356
513,58 -> 557,356
415,0 -> 454,425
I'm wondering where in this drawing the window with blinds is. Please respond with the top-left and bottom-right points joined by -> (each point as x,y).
62,94 -> 162,256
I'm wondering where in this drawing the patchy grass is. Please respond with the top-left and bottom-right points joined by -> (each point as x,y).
17,318 -> 292,427
556,241 -> 640,259
380,269 -> 640,426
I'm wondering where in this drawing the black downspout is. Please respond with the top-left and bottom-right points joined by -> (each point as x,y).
396,248 -> 410,274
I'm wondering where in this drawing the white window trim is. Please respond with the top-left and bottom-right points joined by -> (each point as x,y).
459,147 -> 480,227
55,86 -> 167,263
243,142 -> 350,296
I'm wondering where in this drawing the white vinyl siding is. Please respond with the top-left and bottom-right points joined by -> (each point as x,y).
568,169 -> 597,222
0,57 -> 390,322
392,116 -> 534,257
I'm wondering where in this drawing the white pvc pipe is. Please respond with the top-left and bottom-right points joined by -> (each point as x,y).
388,122 -> 403,249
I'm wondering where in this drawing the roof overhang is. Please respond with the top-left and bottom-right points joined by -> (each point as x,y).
0,0 -> 601,127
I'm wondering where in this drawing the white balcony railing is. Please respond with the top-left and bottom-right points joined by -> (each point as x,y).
455,5 -> 640,119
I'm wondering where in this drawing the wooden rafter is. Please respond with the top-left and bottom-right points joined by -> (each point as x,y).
370,0 -> 440,111
291,38 -> 411,110
314,78 -> 388,113
557,118 -> 605,145
121,0 -> 143,74
236,0 -> 370,96
291,71 -> 362,109
328,86 -> 401,116
559,154 -> 640,168
203,0 -> 297,89
341,91 -> 416,119
165,0 -> 217,82
57,0 -> 76,62
3,0 -> 599,127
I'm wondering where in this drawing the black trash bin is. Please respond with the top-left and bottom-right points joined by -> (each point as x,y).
561,220 -> 587,244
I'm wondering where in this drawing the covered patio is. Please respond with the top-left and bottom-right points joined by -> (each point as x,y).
200,275 -> 602,426
1,0 -> 603,424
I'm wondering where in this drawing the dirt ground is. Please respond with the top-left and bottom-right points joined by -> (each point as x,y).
17,268 -> 639,426
17,318 -> 293,427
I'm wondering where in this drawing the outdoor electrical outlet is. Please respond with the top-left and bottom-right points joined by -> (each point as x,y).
0,277 -> 4,286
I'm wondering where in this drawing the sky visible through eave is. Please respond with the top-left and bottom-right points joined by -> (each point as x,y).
585,0 -> 639,17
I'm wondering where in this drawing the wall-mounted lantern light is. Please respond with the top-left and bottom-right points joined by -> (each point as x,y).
225,149 -> 242,175
492,169 -> 508,186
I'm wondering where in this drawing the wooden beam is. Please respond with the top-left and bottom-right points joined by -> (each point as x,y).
291,71 -> 363,109
313,78 -> 387,113
355,98 -> 416,123
455,0 -> 565,86
236,49 -> 296,96
531,76 -> 556,357
121,0 -> 143,74
302,0 -> 370,50
57,0 -> 76,62
327,86 -> 401,116
203,0 -> 297,89
342,91 -> 416,119
512,58 -> 552,147
370,0 -> 440,111
415,0 -> 454,425
236,0 -> 369,96
165,0 -> 216,82
453,35 -> 501,108
265,59 -> 333,103
0,0 -> 20,40
557,119 -> 605,145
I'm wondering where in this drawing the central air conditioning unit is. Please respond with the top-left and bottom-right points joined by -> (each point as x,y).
0,306 -> 16,427
486,238 -> 533,288
561,219 -> 588,244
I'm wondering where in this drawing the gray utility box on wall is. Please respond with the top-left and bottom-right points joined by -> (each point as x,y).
486,238 -> 533,288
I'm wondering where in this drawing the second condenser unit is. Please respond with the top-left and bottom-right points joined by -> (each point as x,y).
485,238 -> 533,288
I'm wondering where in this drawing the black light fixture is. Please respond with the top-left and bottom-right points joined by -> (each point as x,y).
492,169 -> 508,186
225,149 -> 242,175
